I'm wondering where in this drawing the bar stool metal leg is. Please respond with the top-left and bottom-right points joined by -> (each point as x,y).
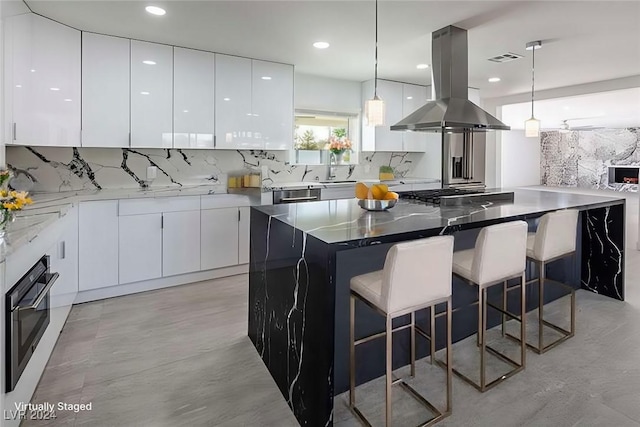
349,294 -> 356,408
386,315 -> 393,426
411,312 -> 416,376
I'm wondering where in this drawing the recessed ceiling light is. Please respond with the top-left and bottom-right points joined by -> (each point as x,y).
406,96 -> 413,100
183,110 -> 189,113
261,76 -> 272,80
50,87 -> 60,91
223,98 -> 230,101
416,64 -> 429,69
15,85 -> 22,88
313,41 -> 330,49
64,99 -> 72,102
142,60 -> 156,65
488,77 -> 501,83
563,106 -> 570,110
140,91 -> 150,95
30,69 -> 36,73
145,6 -> 166,16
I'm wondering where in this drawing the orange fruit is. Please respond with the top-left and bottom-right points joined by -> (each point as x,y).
383,191 -> 399,200
355,182 -> 369,200
370,184 -> 388,200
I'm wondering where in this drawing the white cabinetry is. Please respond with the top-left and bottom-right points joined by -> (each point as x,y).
174,47 -> 215,149
252,60 -> 294,150
201,208 -> 239,270
118,213 -> 162,284
361,80 -> 429,152
49,206 -> 79,307
79,200 -> 119,291
238,206 -> 250,264
163,210 -> 201,276
82,32 -> 130,147
215,54 -> 293,150
130,40 -> 173,148
402,83 -> 430,152
3,13 -> 80,146
215,54 -> 254,149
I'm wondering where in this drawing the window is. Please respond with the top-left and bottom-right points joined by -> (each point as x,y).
292,110 -> 360,165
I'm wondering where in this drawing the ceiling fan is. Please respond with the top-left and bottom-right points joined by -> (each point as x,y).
547,117 -> 604,133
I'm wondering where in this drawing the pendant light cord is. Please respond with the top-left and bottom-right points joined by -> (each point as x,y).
530,44 -> 535,117
374,0 -> 378,97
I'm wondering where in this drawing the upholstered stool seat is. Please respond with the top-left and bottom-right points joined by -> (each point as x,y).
450,221 -> 528,392
520,209 -> 578,353
349,236 -> 454,426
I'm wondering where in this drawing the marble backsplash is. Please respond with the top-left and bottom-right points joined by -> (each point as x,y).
541,128 -> 640,192
5,146 -> 424,193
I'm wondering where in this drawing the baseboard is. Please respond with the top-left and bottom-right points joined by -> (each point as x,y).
75,264 -> 249,304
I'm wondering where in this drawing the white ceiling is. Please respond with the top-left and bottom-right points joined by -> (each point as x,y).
19,0 -> 640,99
501,88 -> 640,129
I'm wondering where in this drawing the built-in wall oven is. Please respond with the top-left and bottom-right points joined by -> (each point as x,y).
6,255 -> 58,392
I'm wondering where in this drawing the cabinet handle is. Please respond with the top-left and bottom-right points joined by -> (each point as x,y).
238,209 -> 241,222
59,241 -> 66,260
161,215 -> 164,229
214,135 -> 216,148
12,123 -> 16,141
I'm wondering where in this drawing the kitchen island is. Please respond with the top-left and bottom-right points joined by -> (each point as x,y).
248,188 -> 625,426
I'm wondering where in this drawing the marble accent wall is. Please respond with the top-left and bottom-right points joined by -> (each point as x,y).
6,146 -> 423,192
541,128 -> 640,192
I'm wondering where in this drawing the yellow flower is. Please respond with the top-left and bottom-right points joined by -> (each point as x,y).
0,189 -> 7,198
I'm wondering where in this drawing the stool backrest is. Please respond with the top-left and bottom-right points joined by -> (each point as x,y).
382,236 -> 454,314
472,221 -> 527,286
533,209 -> 579,261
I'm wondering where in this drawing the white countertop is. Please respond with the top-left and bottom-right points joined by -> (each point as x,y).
1,184 -> 243,260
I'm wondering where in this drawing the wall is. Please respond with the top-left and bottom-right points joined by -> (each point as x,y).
5,146 -> 422,192
540,128 -> 640,191
294,73 -> 362,114
500,129 -> 541,187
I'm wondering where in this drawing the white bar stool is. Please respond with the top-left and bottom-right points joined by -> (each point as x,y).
349,236 -> 454,427
518,209 -> 578,353
450,221 -> 528,392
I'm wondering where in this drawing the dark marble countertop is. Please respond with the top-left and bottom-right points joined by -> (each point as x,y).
253,188 -> 625,244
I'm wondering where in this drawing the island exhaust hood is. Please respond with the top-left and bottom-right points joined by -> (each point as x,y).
391,25 -> 510,132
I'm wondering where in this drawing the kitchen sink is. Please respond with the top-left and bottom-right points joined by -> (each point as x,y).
319,180 -> 357,184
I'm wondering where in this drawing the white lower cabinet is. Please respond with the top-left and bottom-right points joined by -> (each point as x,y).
79,200 -> 119,291
49,206 -> 79,307
163,210 -> 201,276
201,207 -> 239,270
238,207 -> 250,264
118,213 -> 162,284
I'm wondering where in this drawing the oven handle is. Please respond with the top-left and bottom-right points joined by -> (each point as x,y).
15,272 -> 59,312
280,196 -> 318,202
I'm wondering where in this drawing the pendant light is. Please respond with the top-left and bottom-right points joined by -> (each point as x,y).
365,0 -> 385,126
524,40 -> 542,137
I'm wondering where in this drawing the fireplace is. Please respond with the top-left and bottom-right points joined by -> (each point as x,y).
608,166 -> 639,184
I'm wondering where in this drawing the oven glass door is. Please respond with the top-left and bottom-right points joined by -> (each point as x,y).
15,279 -> 50,364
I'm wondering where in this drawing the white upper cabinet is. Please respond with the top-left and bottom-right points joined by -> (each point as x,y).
4,13 -> 80,146
216,54 -> 294,150
82,33 -> 130,147
215,54 -> 254,149
362,80 -> 429,152
173,47 -> 215,149
130,40 -> 173,148
402,83 -> 429,152
252,60 -> 293,150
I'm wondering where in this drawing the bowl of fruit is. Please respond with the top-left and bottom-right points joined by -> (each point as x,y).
355,182 -> 399,211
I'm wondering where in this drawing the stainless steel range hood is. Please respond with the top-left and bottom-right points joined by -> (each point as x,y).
391,25 -> 509,132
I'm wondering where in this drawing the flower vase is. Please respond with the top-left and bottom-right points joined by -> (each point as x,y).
0,211 -> 13,239
334,151 -> 344,165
